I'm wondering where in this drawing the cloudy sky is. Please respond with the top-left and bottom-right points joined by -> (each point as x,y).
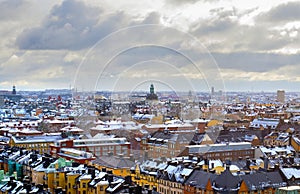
1,0 -> 300,93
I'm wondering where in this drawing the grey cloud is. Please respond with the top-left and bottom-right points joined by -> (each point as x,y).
257,1 -> 300,22
142,12 -> 161,24
166,0 -> 219,5
193,17 -> 236,35
209,7 -> 237,18
192,7 -> 239,36
16,1 -> 118,50
213,52 -> 300,72
16,0 -> 162,50
0,0 -> 28,21
191,6 -> 298,53
223,79 -> 299,92
190,3 -> 300,53
17,0 -> 103,50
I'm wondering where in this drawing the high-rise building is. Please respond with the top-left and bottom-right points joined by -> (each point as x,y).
277,90 -> 285,103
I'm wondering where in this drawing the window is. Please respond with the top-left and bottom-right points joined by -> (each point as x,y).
103,146 -> 108,150
82,183 -> 86,188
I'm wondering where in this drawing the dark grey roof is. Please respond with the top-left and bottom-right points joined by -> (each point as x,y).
188,142 -> 252,154
150,131 -> 195,143
216,130 -> 263,143
190,133 -> 206,145
184,170 -> 214,189
92,156 -> 135,169
242,171 -> 286,191
213,168 -> 240,190
231,160 -> 247,170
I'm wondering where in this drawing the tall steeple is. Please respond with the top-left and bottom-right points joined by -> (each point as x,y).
150,84 -> 154,94
146,84 -> 158,100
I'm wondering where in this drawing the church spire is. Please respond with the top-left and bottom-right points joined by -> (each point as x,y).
150,84 -> 154,94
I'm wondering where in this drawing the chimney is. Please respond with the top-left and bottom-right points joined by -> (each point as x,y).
129,186 -> 134,194
290,156 -> 295,164
283,156 -> 288,164
246,159 -> 251,170
107,174 -> 113,184
289,135 -> 292,146
226,160 -> 231,167
226,162 -> 231,171
136,186 -> 142,194
264,157 -> 268,170
204,158 -> 209,165
125,176 -> 132,185
24,183 -> 31,193
88,168 -> 95,179
274,163 -> 280,171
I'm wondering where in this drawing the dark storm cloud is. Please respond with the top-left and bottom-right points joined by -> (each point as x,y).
257,1 -> 300,22
16,0 -> 150,50
17,0 -> 101,49
16,0 -> 162,50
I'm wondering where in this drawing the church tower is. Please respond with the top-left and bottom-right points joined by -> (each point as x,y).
146,84 -> 158,100
12,85 -> 16,95
150,84 -> 154,94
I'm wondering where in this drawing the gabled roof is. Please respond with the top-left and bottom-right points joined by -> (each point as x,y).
159,164 -> 193,183
184,170 -> 215,189
213,168 -> 240,190
242,171 -> 286,191
93,156 -> 135,169
280,168 -> 300,179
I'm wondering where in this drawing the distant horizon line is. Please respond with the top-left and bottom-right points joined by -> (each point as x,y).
4,88 -> 300,94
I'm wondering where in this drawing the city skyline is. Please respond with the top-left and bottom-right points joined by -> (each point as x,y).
1,0 -> 300,92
